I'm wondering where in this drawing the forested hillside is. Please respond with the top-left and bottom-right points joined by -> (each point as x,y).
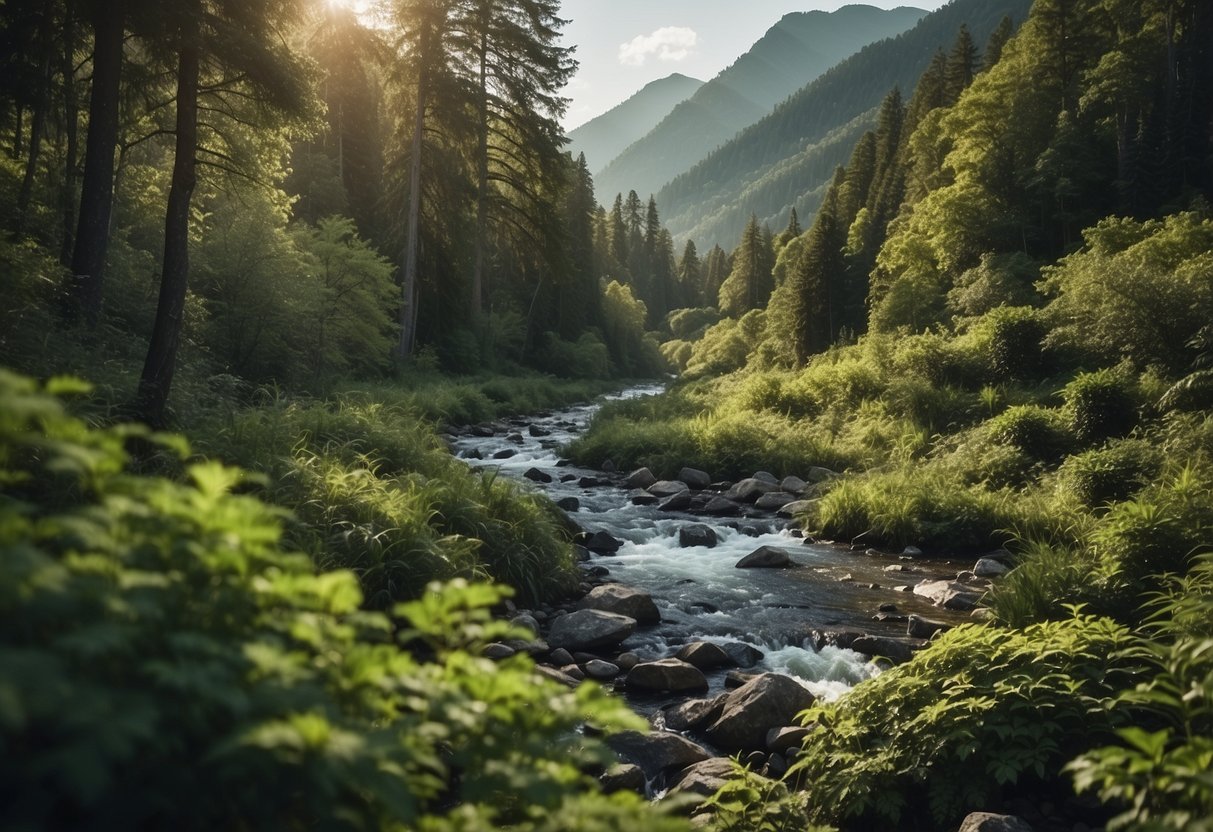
567,72 -> 704,174
592,4 -> 926,204
659,0 -> 1031,247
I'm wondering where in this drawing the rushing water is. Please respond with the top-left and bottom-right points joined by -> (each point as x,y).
451,384 -> 972,704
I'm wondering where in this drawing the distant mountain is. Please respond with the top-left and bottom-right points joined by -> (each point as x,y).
659,0 -> 1034,249
567,74 -> 704,174
593,4 -> 928,204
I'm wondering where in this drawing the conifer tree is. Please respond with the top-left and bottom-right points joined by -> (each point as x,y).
945,25 -> 980,103
983,15 -> 1015,71
785,170 -> 847,363
775,206 -> 803,251
717,215 -> 774,317
702,243 -> 729,307
677,238 -> 702,309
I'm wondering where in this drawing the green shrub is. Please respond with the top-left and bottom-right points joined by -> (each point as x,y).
987,405 -> 1073,461
986,541 -> 1106,627
986,306 -> 1046,382
1057,439 -> 1161,507
1062,368 -> 1139,444
536,331 -> 612,379
438,326 -> 483,374
0,371 -> 681,831
789,614 -> 1148,829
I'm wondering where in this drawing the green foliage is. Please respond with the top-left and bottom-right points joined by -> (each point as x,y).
984,306 -> 1047,382
1062,368 -> 1140,445
986,405 -> 1073,461
789,614 -> 1149,829
535,332 -> 612,379
601,280 -> 667,376
1057,439 -> 1160,508
0,370 -> 676,831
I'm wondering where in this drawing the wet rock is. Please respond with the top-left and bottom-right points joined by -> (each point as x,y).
599,763 -> 646,794
549,647 -> 575,666
724,670 -> 760,688
660,694 -> 728,731
483,643 -> 516,659
469,423 -> 495,437
766,726 -> 811,754
492,448 -> 517,459
580,530 -> 624,554
957,813 -> 1035,832
678,467 -> 712,490
626,658 -> 709,694
630,491 -> 660,506
615,652 -> 640,672
536,664 -> 580,687
524,467 -> 552,483
557,497 -> 580,512
901,545 -> 924,558
658,491 -> 693,511
722,642 -> 765,668
914,579 -> 983,611
608,731 -> 711,779
754,491 -> 797,510
585,565 -> 610,578
510,614 -> 539,636
579,584 -> 660,624
807,466 -> 839,483
736,545 -> 794,569
706,673 -> 817,751
878,603 -> 899,613
725,478 -> 781,503
778,499 -> 813,517
678,523 -> 718,548
625,467 -> 658,490
669,758 -> 757,800
562,664 -> 586,681
884,563 -> 912,572
601,459 -> 617,473
573,544 -> 592,563
850,635 -> 924,664
752,471 -> 780,485
907,614 -> 953,640
779,475 -> 808,495
528,425 -> 550,437
687,601 -> 720,615
704,496 -> 741,515
974,557 -> 1010,578
579,476 -> 604,488
559,473 -> 577,483
507,433 -> 525,444
585,659 -> 621,680
764,752 -> 788,778
675,641 -> 735,670
547,609 -> 636,651
462,448 -> 483,460
648,480 -> 690,497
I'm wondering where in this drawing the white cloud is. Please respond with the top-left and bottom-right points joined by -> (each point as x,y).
618,26 -> 698,67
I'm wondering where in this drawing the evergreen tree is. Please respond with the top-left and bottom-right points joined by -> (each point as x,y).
945,25 -> 980,103
608,192 -> 629,281
702,243 -> 729,307
676,238 -> 702,309
557,153 -> 598,338
774,206 -> 803,252
785,170 -> 847,363
717,215 -> 774,317
983,15 -> 1015,71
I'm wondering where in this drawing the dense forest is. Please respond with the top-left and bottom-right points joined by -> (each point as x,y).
2,0 -> 1213,829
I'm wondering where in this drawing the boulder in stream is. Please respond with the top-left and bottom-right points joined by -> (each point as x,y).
524,467 -> 552,483
677,467 -> 712,490
579,584 -> 660,624
648,480 -> 690,497
725,478 -> 780,503
974,557 -> 1010,578
606,730 -> 711,779
777,499 -> 813,517
625,467 -> 657,489
678,523 -> 718,548
735,545 -> 794,569
547,609 -> 636,651
722,642 -> 765,668
914,579 -> 982,611
754,491 -> 797,510
492,448 -> 517,460
599,763 -> 646,795
528,425 -> 550,437
675,641 -> 735,670
626,658 -> 708,694
658,491 -> 693,511
779,476 -> 808,495
659,694 -> 728,732
907,614 -> 953,640
579,530 -> 623,554
706,673 -> 817,751
703,496 -> 740,515
556,497 -> 580,512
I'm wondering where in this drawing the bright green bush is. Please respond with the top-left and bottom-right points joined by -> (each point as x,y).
987,404 -> 1073,461
1057,439 -> 1161,507
985,306 -> 1047,382
1062,368 -> 1140,444
0,371 -> 682,831
789,614 -> 1148,829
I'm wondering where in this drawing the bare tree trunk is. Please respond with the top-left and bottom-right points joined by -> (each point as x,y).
472,26 -> 489,320
60,1 -> 79,265
397,69 -> 425,360
137,17 -> 199,426
15,7 -> 55,234
70,0 -> 125,326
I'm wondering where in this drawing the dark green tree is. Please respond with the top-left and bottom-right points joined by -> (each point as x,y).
718,214 -> 774,317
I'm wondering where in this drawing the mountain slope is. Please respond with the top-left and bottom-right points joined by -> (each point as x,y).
659,0 -> 1034,249
566,73 -> 704,174
593,4 -> 927,203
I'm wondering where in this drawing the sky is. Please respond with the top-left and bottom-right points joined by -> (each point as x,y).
560,0 -> 951,130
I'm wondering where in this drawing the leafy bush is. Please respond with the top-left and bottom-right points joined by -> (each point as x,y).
985,306 -> 1047,382
789,614 -> 1148,829
1062,368 -> 1140,444
536,331 -> 612,379
0,371 -> 680,831
986,405 -> 1073,461
1057,439 -> 1161,507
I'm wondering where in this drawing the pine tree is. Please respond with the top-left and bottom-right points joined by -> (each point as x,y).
983,16 -> 1015,71
774,206 -> 803,251
717,215 -> 774,317
608,192 -> 629,281
702,243 -> 729,306
945,25 -> 980,103
785,170 -> 847,363
676,238 -> 702,309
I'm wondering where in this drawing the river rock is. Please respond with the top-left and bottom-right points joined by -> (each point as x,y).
766,726 -> 811,754
706,673 -> 817,751
974,557 -> 1010,578
779,476 -> 808,495
492,448 -> 517,459
483,642 -> 516,659
660,694 -> 728,731
703,496 -> 740,515
527,424 -> 550,437
579,584 -> 660,624
630,491 -> 660,506
648,480 -> 690,497
725,478 -> 781,502
601,459 -> 617,473
668,757 -> 747,799
736,545 -> 794,569
907,614 -> 953,640
462,448 -> 483,460
580,530 -> 624,554
607,730 -> 711,779
549,647 -> 574,666
901,545 -> 924,558
615,651 -> 640,672
675,641 -> 734,670
678,523 -> 718,548
914,579 -> 982,611
754,491 -> 797,510
678,467 -> 712,490
777,499 -> 813,517
625,467 -> 657,489
807,466 -> 839,483
958,813 -> 1035,832
851,635 -> 923,664
579,476 -> 604,488
599,763 -> 646,794
524,467 -> 552,483
536,664 -> 580,687
722,642 -> 765,668
511,613 -> 539,636
724,670 -> 760,688
658,491 -> 693,511
547,609 -> 636,651
557,496 -> 580,512
752,471 -> 779,485
626,658 -> 708,694
507,433 -> 525,444
585,659 -> 621,680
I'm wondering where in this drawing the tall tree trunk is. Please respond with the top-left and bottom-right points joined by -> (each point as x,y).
61,1 -> 79,266
136,21 -> 199,426
70,0 -> 125,326
397,64 -> 426,360
11,105 -> 21,160
471,26 -> 489,319
15,8 -> 55,234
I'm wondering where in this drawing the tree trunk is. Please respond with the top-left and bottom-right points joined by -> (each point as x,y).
136,22 -> 199,426
471,26 -> 489,319
70,0 -> 125,326
61,1 -> 79,266
15,7 -> 54,234
397,62 -> 426,360
11,104 -> 21,160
